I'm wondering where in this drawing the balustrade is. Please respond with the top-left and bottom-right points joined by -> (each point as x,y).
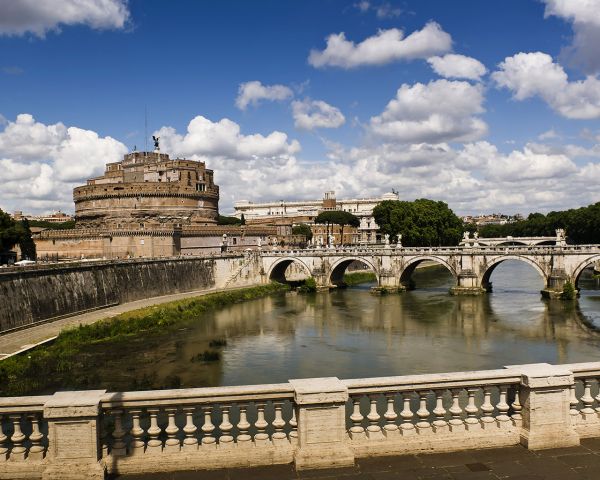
0,406 -> 48,463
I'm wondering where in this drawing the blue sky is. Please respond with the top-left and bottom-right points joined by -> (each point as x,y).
1,0 -> 600,215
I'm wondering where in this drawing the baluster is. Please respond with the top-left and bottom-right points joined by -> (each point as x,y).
182,407 -> 198,450
146,408 -> 163,452
511,387 -> 522,426
272,403 -> 287,445
595,378 -> 600,416
496,386 -> 511,429
9,414 -> 26,461
416,391 -> 431,435
448,389 -> 465,432
254,403 -> 270,445
129,409 -> 145,455
110,409 -> 127,456
219,405 -> 234,448
0,415 -> 8,461
581,378 -> 596,421
464,388 -> 480,430
201,406 -> 216,447
400,392 -> 415,435
27,414 -> 44,461
480,387 -> 495,430
383,393 -> 399,437
164,408 -> 181,452
289,404 -> 298,445
237,405 -> 252,445
349,396 -> 365,439
432,390 -> 448,433
366,395 -> 383,439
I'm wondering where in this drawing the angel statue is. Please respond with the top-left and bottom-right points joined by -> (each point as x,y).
152,135 -> 160,151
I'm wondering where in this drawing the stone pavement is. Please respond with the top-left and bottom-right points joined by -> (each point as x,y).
0,285 -> 244,360
115,440 -> 600,479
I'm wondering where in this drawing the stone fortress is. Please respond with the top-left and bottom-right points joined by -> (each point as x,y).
35,146 -> 276,260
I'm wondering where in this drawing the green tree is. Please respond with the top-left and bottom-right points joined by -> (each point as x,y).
292,223 -> 313,241
0,209 -> 22,253
240,214 -> 246,225
19,218 -> 37,260
217,215 -> 242,225
315,210 -> 360,245
372,199 -> 463,246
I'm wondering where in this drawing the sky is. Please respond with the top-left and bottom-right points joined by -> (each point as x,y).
1,0 -> 600,216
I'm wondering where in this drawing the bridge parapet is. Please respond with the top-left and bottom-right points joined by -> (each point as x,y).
3,362 -> 600,478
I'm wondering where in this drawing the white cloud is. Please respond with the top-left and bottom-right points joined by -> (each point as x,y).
542,0 -> 600,73
369,79 -> 487,143
235,81 -> 293,110
291,99 -> 345,130
538,129 -> 560,140
308,22 -> 452,69
0,114 -> 127,213
492,52 -> 600,119
354,1 -> 401,18
154,115 -> 300,161
0,0 -> 130,37
427,54 -> 487,80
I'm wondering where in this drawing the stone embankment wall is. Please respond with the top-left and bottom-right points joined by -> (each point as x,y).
0,255 -> 263,333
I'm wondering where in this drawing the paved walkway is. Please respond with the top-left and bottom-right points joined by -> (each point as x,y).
0,286 -> 247,360
115,440 -> 600,479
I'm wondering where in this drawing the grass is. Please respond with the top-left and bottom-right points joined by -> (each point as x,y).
0,283 -> 289,396
343,271 -> 377,286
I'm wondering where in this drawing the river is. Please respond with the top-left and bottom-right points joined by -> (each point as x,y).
83,260 -> 600,392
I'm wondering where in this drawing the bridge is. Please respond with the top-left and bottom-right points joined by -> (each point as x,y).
259,244 -> 600,297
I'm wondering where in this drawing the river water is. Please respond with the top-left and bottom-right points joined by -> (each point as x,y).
89,261 -> 600,392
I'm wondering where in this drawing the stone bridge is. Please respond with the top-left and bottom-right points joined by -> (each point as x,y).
259,244 -> 600,297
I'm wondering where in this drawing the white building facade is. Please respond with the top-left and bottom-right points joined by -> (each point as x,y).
234,191 -> 399,244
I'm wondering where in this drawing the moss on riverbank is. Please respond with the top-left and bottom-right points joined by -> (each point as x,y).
343,271 -> 377,285
0,283 -> 289,396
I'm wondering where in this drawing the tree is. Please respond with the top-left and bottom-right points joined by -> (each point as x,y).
240,214 -> 246,225
0,209 -> 36,260
315,210 -> 360,245
19,218 -> 37,260
372,199 -> 463,246
217,215 -> 242,225
292,223 -> 313,241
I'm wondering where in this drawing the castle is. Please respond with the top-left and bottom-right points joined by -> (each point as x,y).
35,150 -> 276,259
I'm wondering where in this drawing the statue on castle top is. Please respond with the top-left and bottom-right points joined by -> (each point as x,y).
152,135 -> 160,151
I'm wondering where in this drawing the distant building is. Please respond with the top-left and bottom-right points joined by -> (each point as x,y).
234,191 -> 399,244
461,214 -> 519,226
12,210 -> 73,223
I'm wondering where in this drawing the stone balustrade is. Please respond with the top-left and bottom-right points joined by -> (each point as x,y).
2,362 -> 600,479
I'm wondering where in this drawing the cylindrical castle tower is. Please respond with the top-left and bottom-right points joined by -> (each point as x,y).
73,151 -> 219,229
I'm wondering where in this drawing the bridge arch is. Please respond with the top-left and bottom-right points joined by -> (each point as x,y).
572,255 -> 600,288
328,257 -> 378,286
481,256 -> 547,291
400,256 -> 458,289
267,257 -> 312,284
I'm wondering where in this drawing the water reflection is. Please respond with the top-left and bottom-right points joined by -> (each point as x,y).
88,261 -> 600,393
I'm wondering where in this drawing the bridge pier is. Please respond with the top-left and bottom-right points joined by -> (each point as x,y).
541,269 -> 575,299
449,270 -> 486,296
370,270 -> 403,294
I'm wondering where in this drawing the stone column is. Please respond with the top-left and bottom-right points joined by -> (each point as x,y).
42,390 -> 106,480
290,377 -> 354,470
510,364 -> 579,450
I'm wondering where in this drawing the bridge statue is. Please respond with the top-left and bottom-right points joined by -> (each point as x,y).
396,234 -> 402,248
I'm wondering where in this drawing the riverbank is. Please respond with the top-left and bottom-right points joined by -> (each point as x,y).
343,271 -> 377,285
0,283 -> 288,396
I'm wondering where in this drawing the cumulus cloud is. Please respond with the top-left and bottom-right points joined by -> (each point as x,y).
308,22 -> 452,68
0,114 -> 127,213
492,52 -> 600,119
542,0 -> 600,74
291,99 -> 345,130
154,115 -> 300,161
0,0 -> 130,37
427,54 -> 487,80
369,79 -> 487,143
235,81 -> 293,110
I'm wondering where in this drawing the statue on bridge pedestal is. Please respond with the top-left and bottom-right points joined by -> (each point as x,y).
396,234 -> 402,248
384,234 -> 390,248
556,228 -> 567,247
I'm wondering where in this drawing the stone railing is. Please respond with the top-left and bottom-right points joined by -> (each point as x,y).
2,362 -> 600,479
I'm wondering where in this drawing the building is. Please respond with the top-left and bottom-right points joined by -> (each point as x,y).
234,191 -> 399,244
34,149 -> 275,260
12,210 -> 73,223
